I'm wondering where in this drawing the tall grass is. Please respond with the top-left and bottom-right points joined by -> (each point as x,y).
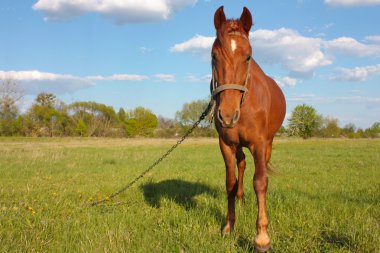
0,138 -> 379,252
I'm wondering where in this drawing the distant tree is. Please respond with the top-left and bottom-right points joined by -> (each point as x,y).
23,92 -> 71,136
69,101 -> 118,137
317,117 -> 341,138
75,119 -> 88,137
155,116 -> 178,138
356,128 -> 365,138
287,104 -> 322,139
277,125 -> 286,136
370,122 -> 380,137
124,107 -> 158,137
118,108 -> 126,123
175,99 -> 216,137
341,123 -> 356,138
36,92 -> 56,107
363,122 -> 380,138
0,79 -> 23,136
175,99 -> 211,128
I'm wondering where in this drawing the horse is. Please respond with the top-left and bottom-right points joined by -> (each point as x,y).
210,6 -> 286,252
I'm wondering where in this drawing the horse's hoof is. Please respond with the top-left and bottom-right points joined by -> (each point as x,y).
237,195 -> 245,204
221,224 -> 232,237
254,244 -> 272,253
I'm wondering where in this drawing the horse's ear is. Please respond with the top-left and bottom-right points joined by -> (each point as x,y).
240,7 -> 253,34
214,6 -> 226,31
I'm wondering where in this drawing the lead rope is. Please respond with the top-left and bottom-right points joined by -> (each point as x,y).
89,100 -> 214,206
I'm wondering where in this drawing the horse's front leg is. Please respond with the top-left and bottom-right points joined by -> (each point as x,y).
219,138 -> 238,235
250,142 -> 271,251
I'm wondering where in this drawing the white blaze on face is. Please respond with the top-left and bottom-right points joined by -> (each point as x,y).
231,39 -> 237,53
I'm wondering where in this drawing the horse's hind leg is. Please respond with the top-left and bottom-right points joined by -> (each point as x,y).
236,147 -> 246,202
266,139 -> 273,164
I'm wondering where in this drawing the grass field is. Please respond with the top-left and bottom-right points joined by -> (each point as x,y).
0,137 -> 379,252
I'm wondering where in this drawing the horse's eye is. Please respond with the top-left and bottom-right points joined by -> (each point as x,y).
212,54 -> 217,61
246,55 -> 251,62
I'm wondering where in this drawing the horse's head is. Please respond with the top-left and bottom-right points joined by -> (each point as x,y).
211,6 -> 253,128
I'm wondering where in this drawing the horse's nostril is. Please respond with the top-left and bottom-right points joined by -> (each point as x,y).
233,110 -> 240,123
217,109 -> 240,127
217,109 -> 224,122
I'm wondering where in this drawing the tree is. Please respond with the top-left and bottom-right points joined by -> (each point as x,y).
23,92 -> 71,136
175,99 -> 216,137
0,79 -> 23,136
118,108 -> 126,123
364,122 -> 380,138
370,122 -> 380,137
317,117 -> 341,138
277,125 -> 286,136
175,99 -> 211,128
155,116 -> 178,138
69,101 -> 118,137
36,92 -> 56,107
341,123 -> 356,138
287,104 -> 322,139
124,107 -> 158,137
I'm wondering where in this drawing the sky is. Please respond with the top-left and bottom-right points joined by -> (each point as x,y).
0,0 -> 380,128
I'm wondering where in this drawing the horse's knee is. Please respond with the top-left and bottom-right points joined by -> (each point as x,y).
253,175 -> 268,193
226,178 -> 237,195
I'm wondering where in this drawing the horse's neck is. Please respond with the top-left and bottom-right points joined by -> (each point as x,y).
247,60 -> 270,102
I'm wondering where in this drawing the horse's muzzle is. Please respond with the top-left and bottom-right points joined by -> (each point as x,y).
217,109 -> 240,128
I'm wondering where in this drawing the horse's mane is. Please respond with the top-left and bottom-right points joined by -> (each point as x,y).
225,19 -> 240,33
221,19 -> 249,39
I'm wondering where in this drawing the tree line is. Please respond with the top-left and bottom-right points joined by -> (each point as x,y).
285,104 -> 380,139
0,79 -> 379,138
0,79 -> 216,137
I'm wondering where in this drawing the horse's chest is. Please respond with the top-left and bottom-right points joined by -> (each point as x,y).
218,126 -> 253,146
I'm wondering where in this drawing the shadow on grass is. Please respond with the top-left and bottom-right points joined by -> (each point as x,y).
140,179 -> 218,210
140,179 -> 226,232
320,230 -> 353,250
236,235 -> 255,252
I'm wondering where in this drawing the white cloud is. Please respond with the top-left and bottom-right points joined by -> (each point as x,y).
334,96 -> 380,104
324,37 -> 380,57
274,76 -> 298,87
154,74 -> 176,82
251,28 -> 332,77
325,0 -> 380,6
185,74 -> 212,83
86,74 -> 148,81
329,64 -> 380,82
0,70 -> 78,81
0,70 -> 150,94
33,0 -> 197,24
287,93 -> 380,105
140,47 -> 153,54
170,35 -> 215,59
0,70 -> 93,94
171,28 -> 333,77
171,28 -> 380,81
364,35 -> 380,44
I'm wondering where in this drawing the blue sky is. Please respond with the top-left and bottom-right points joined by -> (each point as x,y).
1,0 -> 379,128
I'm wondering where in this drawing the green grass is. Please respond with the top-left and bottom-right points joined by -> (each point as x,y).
0,137 -> 379,252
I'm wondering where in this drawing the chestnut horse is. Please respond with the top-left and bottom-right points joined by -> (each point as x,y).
210,6 -> 286,252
